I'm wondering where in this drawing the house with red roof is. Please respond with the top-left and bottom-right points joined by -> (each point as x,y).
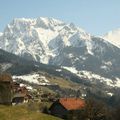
49,98 -> 85,119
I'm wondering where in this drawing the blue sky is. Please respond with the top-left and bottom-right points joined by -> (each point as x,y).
0,0 -> 120,35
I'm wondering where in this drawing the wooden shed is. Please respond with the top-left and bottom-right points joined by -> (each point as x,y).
49,98 -> 85,119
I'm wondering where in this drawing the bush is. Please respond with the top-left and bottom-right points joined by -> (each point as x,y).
67,99 -> 112,120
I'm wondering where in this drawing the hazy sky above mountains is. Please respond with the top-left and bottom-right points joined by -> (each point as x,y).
0,0 -> 120,35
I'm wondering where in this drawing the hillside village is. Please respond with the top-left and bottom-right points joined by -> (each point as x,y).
0,73 -> 86,119
0,73 -> 57,104
0,73 -> 120,120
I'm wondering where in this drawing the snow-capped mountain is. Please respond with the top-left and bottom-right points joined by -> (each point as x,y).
0,32 -> 3,36
0,17 -> 120,84
0,17 -> 91,63
103,28 -> 120,48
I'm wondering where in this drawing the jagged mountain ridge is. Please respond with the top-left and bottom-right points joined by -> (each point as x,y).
0,17 -> 120,82
0,17 -> 91,63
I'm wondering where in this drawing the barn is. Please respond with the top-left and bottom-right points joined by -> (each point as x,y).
49,98 -> 85,119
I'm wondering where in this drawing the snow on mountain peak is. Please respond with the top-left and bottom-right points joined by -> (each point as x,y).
103,28 -> 120,48
0,32 -> 3,36
0,17 -> 93,63
38,17 -> 65,26
36,17 -> 65,30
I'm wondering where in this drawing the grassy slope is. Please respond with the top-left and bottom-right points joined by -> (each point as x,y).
0,105 -> 62,120
46,75 -> 79,89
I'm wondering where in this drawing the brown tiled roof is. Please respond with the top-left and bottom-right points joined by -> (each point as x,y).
59,98 -> 85,110
0,74 -> 12,82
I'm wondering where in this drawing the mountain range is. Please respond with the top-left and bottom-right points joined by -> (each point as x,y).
0,17 -> 120,100
0,17 -> 120,90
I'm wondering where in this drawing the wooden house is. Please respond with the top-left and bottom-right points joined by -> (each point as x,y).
49,98 -> 85,119
12,84 -> 32,105
12,93 -> 32,105
0,73 -> 13,105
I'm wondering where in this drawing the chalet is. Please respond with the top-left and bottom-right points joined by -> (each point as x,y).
49,98 -> 85,119
12,93 -> 32,105
12,84 -> 32,105
0,73 -> 13,105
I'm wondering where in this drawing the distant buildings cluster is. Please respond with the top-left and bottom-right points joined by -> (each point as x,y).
0,73 -> 85,119
0,73 -> 32,105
